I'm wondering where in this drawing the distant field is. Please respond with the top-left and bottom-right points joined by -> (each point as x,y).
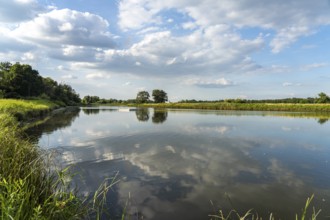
0,99 -> 59,120
135,102 -> 330,112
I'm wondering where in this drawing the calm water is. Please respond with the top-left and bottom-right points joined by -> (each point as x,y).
28,107 -> 330,219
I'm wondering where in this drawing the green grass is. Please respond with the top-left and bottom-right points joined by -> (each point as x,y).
0,99 -> 60,121
209,195 -> 321,220
0,114 -> 85,219
0,99 -> 115,219
133,102 -> 330,112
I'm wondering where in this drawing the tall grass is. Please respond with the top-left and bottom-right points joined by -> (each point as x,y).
135,102 -> 330,112
0,99 -> 116,219
0,99 -> 59,121
209,195 -> 321,220
0,114 -> 85,219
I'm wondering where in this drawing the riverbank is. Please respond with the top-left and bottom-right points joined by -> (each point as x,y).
0,99 -> 108,219
132,102 -> 330,112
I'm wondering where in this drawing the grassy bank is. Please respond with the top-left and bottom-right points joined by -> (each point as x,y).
0,99 -> 60,121
131,102 -> 330,112
0,99 -> 111,219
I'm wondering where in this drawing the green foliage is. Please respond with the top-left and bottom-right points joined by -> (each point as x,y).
0,114 -> 85,219
136,90 -> 150,103
209,195 -> 321,220
0,99 -> 58,121
0,62 -> 81,105
152,89 -> 168,103
316,92 -> 330,103
138,102 -> 330,112
82,95 -> 100,104
0,104 -> 117,219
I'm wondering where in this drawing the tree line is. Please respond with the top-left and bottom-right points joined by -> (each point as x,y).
1,61 -> 329,105
82,89 -> 168,104
179,93 -> 330,104
0,62 -> 81,105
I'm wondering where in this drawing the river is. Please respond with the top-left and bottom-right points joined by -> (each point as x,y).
27,107 -> 330,219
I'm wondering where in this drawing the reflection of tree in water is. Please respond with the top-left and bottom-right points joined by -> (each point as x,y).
152,110 -> 168,124
318,118 -> 329,124
82,108 -> 117,115
82,108 -> 100,115
25,107 -> 80,142
135,108 -> 150,122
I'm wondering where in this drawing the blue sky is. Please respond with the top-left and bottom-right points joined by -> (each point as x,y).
0,0 -> 330,101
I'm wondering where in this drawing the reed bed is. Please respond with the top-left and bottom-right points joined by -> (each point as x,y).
137,102 -> 330,112
0,99 -> 114,219
0,99 -> 59,121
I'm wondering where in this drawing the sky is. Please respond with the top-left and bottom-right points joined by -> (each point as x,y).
0,0 -> 330,101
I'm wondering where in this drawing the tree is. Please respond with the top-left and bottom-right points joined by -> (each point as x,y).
82,95 -> 100,104
152,89 -> 168,103
0,62 -> 43,98
316,92 -> 330,103
136,91 -> 150,103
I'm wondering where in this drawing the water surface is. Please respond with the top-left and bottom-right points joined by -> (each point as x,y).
28,107 -> 330,219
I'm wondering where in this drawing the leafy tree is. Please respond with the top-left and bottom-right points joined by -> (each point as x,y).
136,91 -> 150,103
82,95 -> 100,104
316,92 -> 330,103
42,77 -> 58,100
152,89 -> 168,103
0,61 -> 81,105
0,62 -> 43,98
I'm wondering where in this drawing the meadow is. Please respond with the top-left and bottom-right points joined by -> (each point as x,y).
134,102 -> 330,112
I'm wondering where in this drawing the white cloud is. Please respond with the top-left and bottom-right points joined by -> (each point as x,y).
21,52 -> 36,61
182,22 -> 198,30
282,82 -> 301,87
270,26 -> 311,53
12,8 -> 115,48
61,74 -> 78,79
186,78 -> 235,88
95,27 -> 263,77
118,0 -> 330,52
85,72 -> 110,79
118,0 -> 161,30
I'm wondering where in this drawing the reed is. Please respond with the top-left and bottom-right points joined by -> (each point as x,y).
0,99 -> 115,219
0,99 -> 59,121
136,102 -> 330,112
209,195 -> 321,220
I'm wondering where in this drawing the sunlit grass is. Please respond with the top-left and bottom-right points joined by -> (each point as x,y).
0,101 -> 116,219
209,195 -> 321,220
137,102 -> 330,112
0,99 -> 60,120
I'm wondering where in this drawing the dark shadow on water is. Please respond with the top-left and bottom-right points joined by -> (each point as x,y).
82,108 -> 117,115
135,108 -> 150,122
152,109 -> 168,124
318,118 -> 329,124
25,107 -> 80,142
135,108 -> 168,124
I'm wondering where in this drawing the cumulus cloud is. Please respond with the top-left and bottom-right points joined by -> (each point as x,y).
85,72 -> 110,79
186,78 -> 235,88
12,8 -> 116,48
61,74 -> 78,79
118,0 -> 330,52
93,27 -> 264,77
282,82 -> 301,87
